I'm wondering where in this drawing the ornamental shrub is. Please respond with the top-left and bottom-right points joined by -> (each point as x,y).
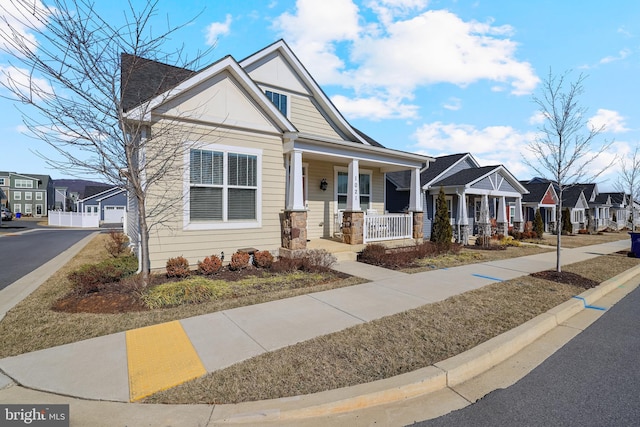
431,187 -> 452,250
562,208 -> 573,235
197,255 -> 222,275
253,250 -> 274,269
301,249 -> 337,272
68,255 -> 138,295
230,251 -> 251,270
534,209 -> 545,239
166,256 -> 190,278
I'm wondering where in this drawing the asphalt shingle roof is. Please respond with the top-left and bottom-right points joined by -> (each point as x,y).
432,165 -> 501,187
521,182 -> 553,203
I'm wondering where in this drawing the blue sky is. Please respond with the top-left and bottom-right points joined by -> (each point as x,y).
1,0 -> 638,191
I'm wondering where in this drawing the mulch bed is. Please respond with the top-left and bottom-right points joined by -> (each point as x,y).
52,292 -> 148,313
530,270 -> 600,289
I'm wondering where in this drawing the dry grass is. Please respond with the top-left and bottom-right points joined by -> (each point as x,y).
528,231 -> 629,248
405,245 -> 552,272
0,234 -> 365,358
145,251 -> 640,405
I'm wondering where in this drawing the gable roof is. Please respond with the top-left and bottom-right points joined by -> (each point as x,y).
432,164 -> 529,195
521,182 -> 557,203
79,186 -> 123,202
121,53 -> 195,112
386,152 -> 476,190
600,192 -> 627,205
561,186 -> 587,208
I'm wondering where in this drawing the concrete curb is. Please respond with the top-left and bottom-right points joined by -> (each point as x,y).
209,263 -> 640,424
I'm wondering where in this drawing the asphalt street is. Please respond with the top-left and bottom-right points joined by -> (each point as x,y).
0,228 -> 94,290
413,285 -> 640,427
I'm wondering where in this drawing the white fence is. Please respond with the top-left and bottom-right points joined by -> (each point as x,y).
48,211 -> 100,228
364,213 -> 413,243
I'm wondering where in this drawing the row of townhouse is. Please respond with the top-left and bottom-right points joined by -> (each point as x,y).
0,171 -> 54,217
0,172 -> 126,222
116,39 -> 635,271
385,153 -> 637,244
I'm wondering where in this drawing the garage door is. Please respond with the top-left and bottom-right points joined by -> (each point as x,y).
104,206 -> 125,223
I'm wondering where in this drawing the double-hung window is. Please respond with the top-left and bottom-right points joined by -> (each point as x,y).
188,146 -> 260,228
336,170 -> 371,211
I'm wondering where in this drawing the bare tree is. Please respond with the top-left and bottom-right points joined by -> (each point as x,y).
0,0 -> 213,283
524,69 -> 612,272
615,144 -> 640,230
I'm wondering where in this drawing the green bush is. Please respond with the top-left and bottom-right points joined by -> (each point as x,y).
142,277 -> 232,309
431,187 -> 452,249
68,255 -> 138,295
534,209 -> 545,239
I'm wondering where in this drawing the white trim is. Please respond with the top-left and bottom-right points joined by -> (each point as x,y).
183,143 -> 262,231
334,166 -> 372,213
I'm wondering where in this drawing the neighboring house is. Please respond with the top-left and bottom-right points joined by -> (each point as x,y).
559,186 -> 589,232
573,183 -> 610,231
77,186 -> 127,224
54,186 -> 69,211
386,153 -> 528,244
0,172 -> 52,217
0,171 -> 8,208
520,180 -> 559,233
599,192 -> 630,229
122,40 -> 433,270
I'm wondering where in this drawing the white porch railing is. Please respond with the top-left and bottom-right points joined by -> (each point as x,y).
48,210 -> 100,228
364,212 -> 413,243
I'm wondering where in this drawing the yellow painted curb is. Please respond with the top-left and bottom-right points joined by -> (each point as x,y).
126,321 -> 206,402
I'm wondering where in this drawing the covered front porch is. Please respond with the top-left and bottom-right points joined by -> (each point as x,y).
280,134 -> 432,254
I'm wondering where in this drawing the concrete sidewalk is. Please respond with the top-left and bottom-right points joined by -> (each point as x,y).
0,239 -> 634,423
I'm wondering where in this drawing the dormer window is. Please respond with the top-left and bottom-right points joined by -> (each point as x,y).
265,90 -> 287,116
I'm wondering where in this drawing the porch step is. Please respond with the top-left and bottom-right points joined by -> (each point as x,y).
333,250 -> 359,262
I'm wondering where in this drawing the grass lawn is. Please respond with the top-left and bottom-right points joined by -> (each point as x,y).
0,234 -> 365,359
145,250 -> 639,404
526,230 -> 630,248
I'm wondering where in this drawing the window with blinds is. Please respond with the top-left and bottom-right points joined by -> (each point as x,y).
189,149 -> 258,222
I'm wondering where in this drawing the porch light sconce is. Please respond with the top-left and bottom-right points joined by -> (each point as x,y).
320,178 -> 328,191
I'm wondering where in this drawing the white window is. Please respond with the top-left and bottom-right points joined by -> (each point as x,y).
265,90 -> 288,116
25,192 -> 32,200
509,205 -> 515,225
15,179 -> 33,188
336,170 -> 371,211
24,204 -> 32,214
186,146 -> 261,229
14,203 -> 21,213
36,192 -> 43,200
13,191 -> 21,200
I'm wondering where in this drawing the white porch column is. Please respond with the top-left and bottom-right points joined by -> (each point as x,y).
458,193 -> 468,225
408,167 -> 422,212
346,159 -> 360,211
514,197 -> 523,222
497,196 -> 507,223
286,150 -> 305,211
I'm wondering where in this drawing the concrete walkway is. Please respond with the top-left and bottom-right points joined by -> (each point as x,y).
0,239 -> 630,405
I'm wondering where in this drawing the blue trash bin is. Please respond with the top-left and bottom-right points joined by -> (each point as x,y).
629,232 -> 640,257
15,212 -> 21,219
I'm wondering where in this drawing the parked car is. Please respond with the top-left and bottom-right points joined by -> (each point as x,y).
1,207 -> 13,221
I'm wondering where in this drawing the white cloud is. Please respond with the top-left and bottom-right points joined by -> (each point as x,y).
0,0 -> 49,55
0,65 -> 54,101
528,111 -> 547,125
412,121 -> 539,178
331,94 -> 419,119
588,109 -> 629,133
273,1 -> 539,120
599,48 -> 631,64
205,14 -> 233,46
443,97 -> 461,111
